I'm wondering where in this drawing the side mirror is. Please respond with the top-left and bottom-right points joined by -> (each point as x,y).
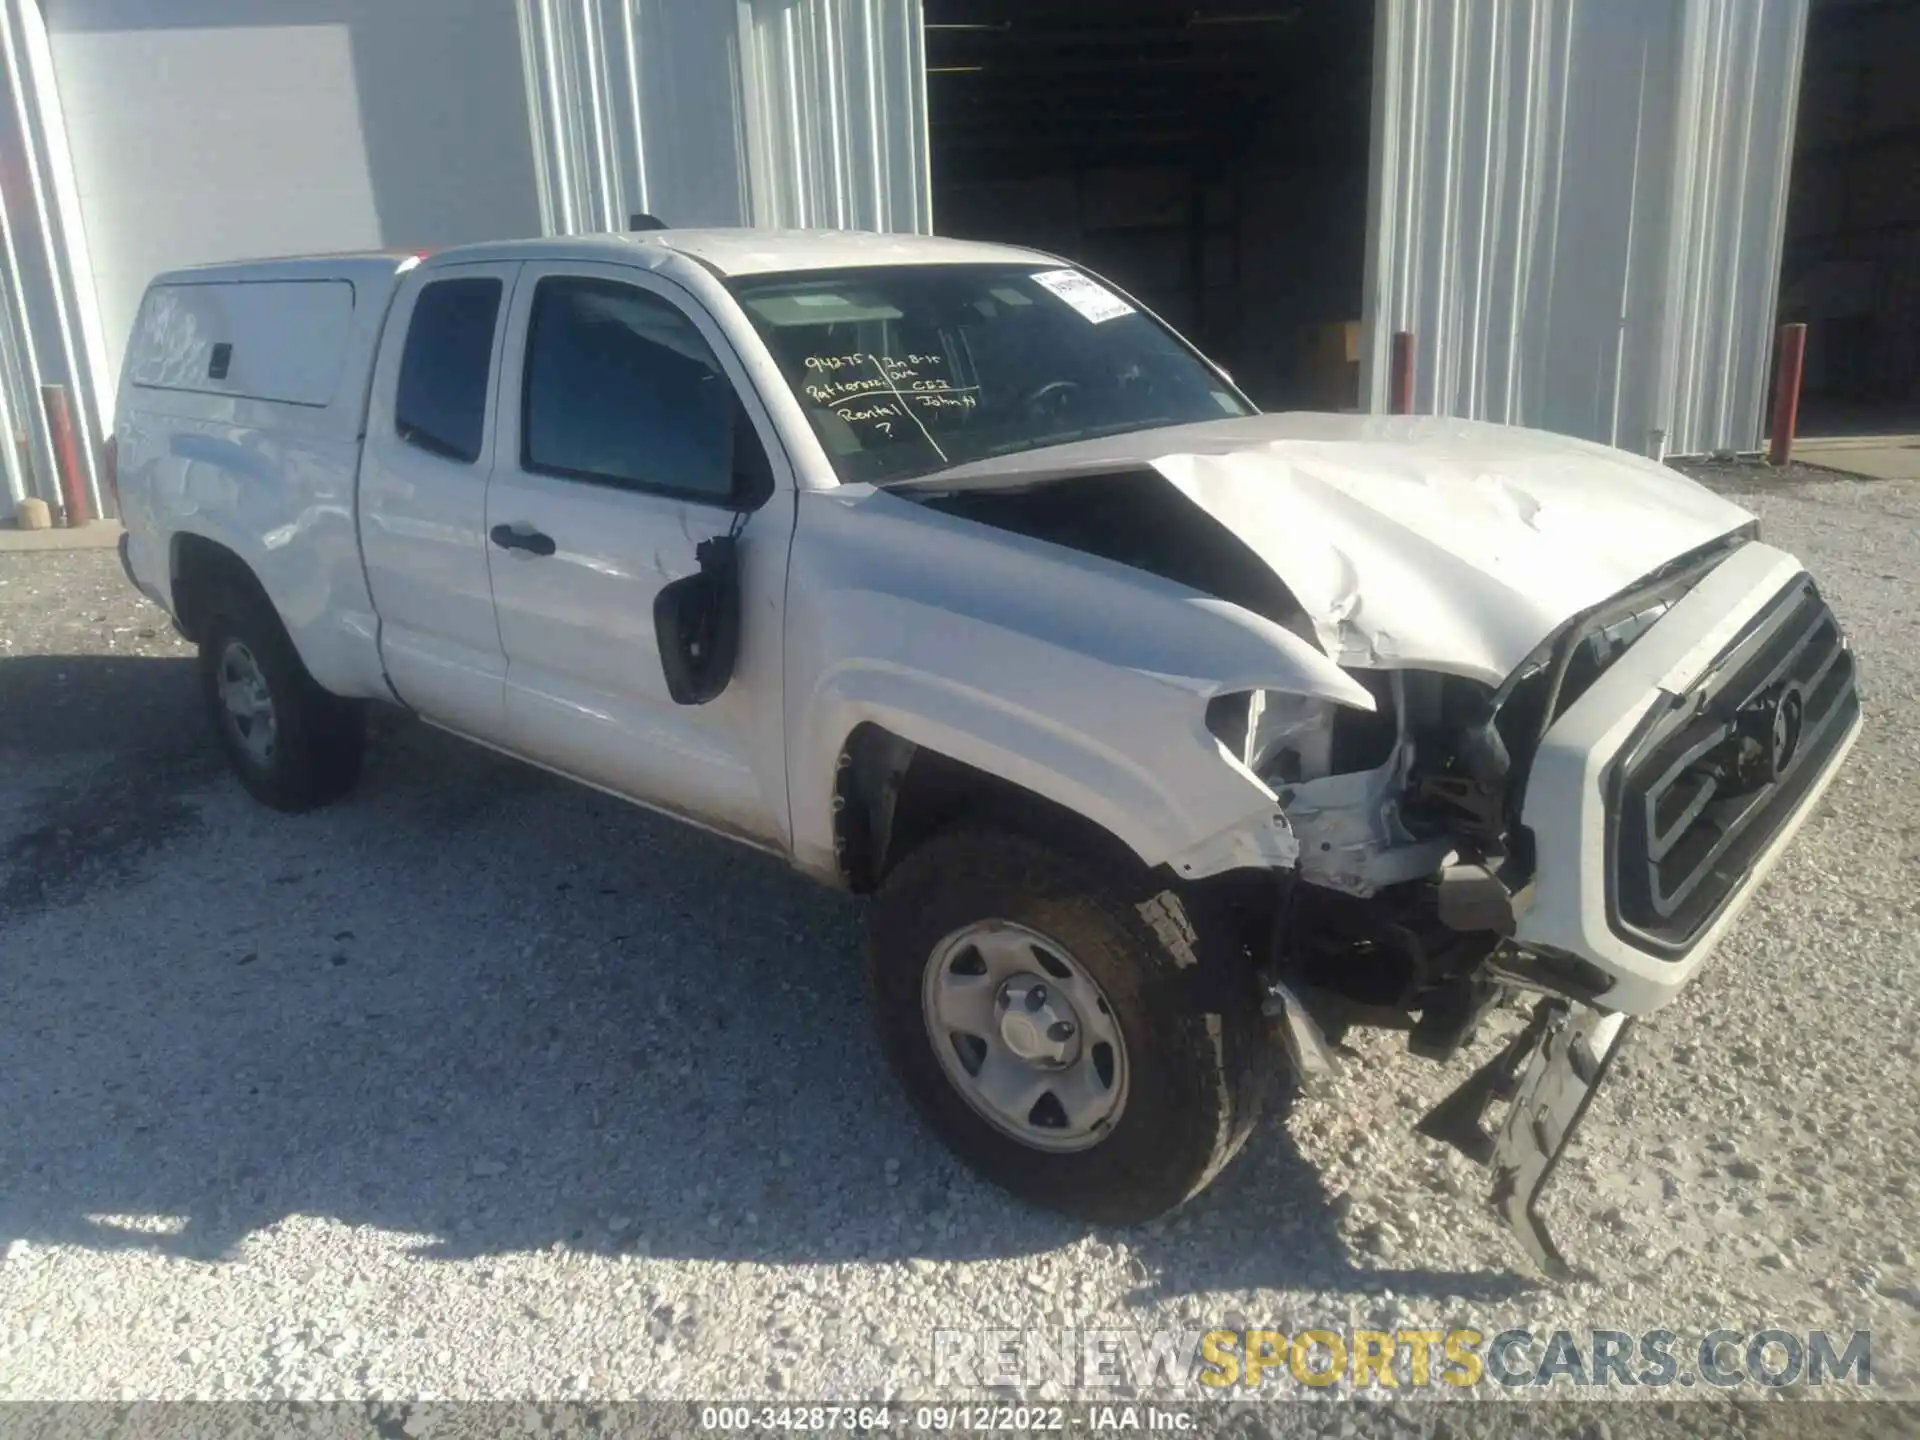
654,529 -> 743,706
655,394 -> 767,706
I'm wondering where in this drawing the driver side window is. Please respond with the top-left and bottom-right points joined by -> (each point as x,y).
522,277 -> 749,504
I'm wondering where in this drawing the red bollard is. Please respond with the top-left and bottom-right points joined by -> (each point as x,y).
1769,323 -> 1807,468
1390,331 -> 1415,415
40,383 -> 91,526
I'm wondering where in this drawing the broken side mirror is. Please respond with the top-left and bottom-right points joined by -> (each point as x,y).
654,397 -> 770,706
654,531 -> 742,705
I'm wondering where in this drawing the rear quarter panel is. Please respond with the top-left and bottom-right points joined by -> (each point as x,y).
114,262 -> 409,700
117,391 -> 389,700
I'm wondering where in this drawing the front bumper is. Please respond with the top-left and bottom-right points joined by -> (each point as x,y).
1418,542 -> 1859,1279
1512,541 -> 1861,1016
1489,1002 -> 1631,1279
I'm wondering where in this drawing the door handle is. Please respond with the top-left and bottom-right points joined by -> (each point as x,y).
490,523 -> 556,557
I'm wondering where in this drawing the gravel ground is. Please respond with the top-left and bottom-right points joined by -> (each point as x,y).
1,465 -> 1917,1422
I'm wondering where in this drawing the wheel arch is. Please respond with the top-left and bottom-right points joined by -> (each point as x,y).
834,720 -> 1287,1025
170,530 -> 277,645
834,721 -> 1144,895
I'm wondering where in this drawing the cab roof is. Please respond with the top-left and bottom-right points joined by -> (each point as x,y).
147,230 -> 1063,293
425,227 -> 1061,277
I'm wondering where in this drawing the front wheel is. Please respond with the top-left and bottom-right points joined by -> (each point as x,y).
867,827 -> 1265,1224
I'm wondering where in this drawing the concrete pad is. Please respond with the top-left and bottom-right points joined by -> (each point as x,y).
1792,434 -> 1920,482
0,518 -> 124,552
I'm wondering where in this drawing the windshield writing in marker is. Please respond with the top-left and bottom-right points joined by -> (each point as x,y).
802,354 -> 968,458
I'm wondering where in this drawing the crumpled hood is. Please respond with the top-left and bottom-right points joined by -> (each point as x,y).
918,413 -> 1755,685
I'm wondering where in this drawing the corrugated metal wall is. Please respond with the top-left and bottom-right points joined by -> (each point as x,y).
1363,0 -> 1809,457
3,0 -> 1813,517
516,0 -> 931,237
0,0 -> 928,515
0,0 -> 107,514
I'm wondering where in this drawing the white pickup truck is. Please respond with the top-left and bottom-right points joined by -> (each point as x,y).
112,228 -> 1860,1275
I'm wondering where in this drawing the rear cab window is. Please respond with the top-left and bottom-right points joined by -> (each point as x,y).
395,277 -> 503,464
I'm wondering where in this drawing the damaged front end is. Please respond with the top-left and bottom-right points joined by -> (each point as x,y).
1199,691 -> 1640,1279
1210,529 -> 1858,1280
889,415 -> 1860,1278
1201,665 -> 1635,1280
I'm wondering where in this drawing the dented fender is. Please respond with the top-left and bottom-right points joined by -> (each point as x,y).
784,487 -> 1373,883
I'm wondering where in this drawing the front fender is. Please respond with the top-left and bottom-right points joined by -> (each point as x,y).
785,487 -> 1374,882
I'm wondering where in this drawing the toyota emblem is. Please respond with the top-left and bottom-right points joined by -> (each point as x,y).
1771,684 -> 1806,776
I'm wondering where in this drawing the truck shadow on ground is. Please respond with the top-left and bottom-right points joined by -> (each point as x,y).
0,654 -> 1533,1306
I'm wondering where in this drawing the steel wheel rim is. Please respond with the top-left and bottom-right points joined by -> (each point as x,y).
922,920 -> 1129,1153
216,639 -> 277,766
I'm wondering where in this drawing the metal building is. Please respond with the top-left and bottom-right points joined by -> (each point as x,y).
1367,0 -> 1809,459
0,0 -> 929,517
1,0 -> 1818,521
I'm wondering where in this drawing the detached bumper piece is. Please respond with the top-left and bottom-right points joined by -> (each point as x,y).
1416,999 -> 1631,1281
1490,1004 -> 1630,1280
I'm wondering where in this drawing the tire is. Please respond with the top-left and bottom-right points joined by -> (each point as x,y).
868,826 -> 1265,1225
197,585 -> 365,812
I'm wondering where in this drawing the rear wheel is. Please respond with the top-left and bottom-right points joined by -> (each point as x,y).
197,588 -> 364,812
868,827 -> 1265,1224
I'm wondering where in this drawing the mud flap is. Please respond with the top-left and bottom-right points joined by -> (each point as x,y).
1489,1005 -> 1632,1281
1261,976 -> 1340,1091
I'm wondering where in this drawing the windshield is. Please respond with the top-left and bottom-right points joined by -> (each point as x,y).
727,264 -> 1253,485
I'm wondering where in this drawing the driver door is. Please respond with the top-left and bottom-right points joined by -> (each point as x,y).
485,261 -> 795,849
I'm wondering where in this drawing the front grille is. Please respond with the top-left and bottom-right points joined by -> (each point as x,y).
1607,575 -> 1858,954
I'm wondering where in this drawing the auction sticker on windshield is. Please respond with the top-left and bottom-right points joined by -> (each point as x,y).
1030,269 -> 1134,324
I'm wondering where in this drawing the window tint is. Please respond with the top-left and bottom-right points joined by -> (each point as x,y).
522,277 -> 737,501
395,277 -> 502,464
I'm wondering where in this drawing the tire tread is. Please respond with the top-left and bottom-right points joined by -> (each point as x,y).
198,585 -> 364,812
867,825 -> 1264,1225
